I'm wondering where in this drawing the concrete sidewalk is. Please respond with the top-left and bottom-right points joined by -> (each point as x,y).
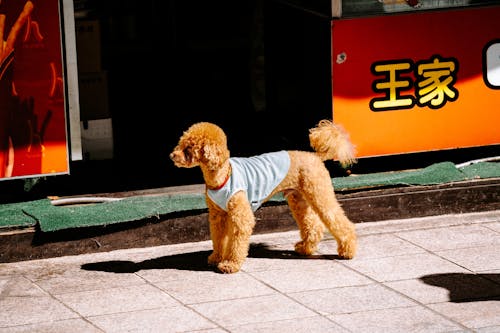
1,210 -> 500,332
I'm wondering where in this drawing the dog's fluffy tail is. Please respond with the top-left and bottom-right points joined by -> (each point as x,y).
309,119 -> 356,168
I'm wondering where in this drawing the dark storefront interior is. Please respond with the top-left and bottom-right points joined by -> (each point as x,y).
1,0 -> 499,202
80,0 -> 336,188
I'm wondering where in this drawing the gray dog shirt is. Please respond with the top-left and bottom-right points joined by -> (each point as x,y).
207,151 -> 291,212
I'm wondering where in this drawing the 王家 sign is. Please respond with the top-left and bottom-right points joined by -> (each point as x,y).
332,6 -> 500,157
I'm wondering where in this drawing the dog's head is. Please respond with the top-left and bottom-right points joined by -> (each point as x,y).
170,122 -> 230,170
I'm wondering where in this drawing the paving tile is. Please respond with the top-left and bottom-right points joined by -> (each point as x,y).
136,266 -> 217,283
228,315 -> 349,333
88,307 -> 217,333
386,273 -> 500,304
345,253 -> 469,282
464,210 -> 500,222
436,245 -> 500,272
290,284 -> 416,315
249,262 -> 371,293
476,326 -> 500,333
0,296 -> 78,327
354,211 -> 500,237
54,284 -> 178,317
485,222 -> 500,233
0,261 -> 67,277
242,254 -> 338,273
384,278 -> 453,304
318,234 -> 424,260
429,301 -> 500,329
250,230 -> 301,245
396,225 -> 500,251
328,306 -> 463,333
242,241 -> 338,272
145,240 -> 214,257
154,271 -> 274,304
0,318 -> 102,333
0,242 -> 212,275
28,266 -> 146,294
5,253 -> 150,292
0,275 -> 47,297
82,248 -> 218,282
190,294 -> 316,327
77,242 -> 213,265
354,212 -> 493,236
121,241 -> 216,269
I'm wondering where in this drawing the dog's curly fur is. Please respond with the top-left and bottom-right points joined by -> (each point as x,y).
170,119 -> 357,273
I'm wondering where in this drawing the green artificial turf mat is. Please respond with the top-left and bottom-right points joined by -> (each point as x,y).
0,199 -> 47,229
460,162 -> 500,179
27,193 -> 207,232
0,161 -> 498,232
333,161 -> 465,190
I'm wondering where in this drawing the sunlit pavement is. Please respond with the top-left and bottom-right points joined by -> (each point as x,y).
1,210 -> 499,332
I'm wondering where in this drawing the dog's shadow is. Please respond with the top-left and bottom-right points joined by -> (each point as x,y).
81,243 -> 340,274
420,273 -> 500,302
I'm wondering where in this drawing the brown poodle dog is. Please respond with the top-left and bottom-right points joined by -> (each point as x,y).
170,119 -> 357,273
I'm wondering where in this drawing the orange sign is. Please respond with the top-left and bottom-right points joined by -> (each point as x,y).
331,6 -> 500,158
0,0 -> 69,179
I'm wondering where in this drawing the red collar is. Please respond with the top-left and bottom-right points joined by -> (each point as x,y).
208,171 -> 231,191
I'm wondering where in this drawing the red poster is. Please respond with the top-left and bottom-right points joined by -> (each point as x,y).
0,0 -> 68,179
332,6 -> 500,158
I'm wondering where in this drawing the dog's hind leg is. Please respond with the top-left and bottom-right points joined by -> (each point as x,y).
300,172 -> 357,259
286,190 -> 324,256
217,192 -> 255,274
322,203 -> 357,259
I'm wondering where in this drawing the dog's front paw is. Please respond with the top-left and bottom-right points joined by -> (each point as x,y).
217,260 -> 241,274
208,252 -> 222,266
294,241 -> 317,256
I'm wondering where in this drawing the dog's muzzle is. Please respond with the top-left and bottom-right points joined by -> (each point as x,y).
170,150 -> 191,167
170,151 -> 183,163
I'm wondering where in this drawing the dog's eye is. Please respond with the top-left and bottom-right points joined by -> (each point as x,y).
183,148 -> 191,159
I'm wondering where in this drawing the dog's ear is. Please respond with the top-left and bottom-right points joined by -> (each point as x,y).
202,143 -> 227,170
